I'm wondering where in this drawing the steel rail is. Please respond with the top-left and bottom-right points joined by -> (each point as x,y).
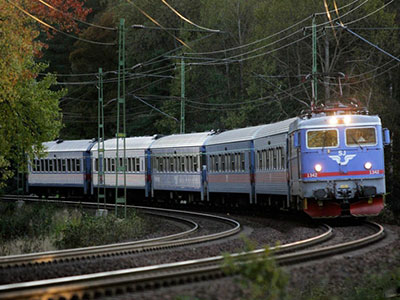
0,224 -> 335,300
0,196 -> 241,268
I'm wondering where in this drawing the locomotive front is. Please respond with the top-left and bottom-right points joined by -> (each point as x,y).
290,108 -> 390,218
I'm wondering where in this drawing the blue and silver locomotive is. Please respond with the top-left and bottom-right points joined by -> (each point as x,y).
288,105 -> 390,217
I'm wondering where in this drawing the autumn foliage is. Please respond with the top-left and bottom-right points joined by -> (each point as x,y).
0,0 -> 91,186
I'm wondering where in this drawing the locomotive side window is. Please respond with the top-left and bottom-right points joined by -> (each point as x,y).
307,129 -> 338,148
346,127 -> 376,146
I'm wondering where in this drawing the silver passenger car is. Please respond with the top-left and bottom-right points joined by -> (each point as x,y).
149,132 -> 214,201
91,136 -> 158,197
28,139 -> 96,196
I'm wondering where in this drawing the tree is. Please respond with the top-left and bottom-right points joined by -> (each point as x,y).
0,0 -> 91,187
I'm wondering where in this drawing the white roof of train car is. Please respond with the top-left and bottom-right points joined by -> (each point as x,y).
206,118 -> 297,146
43,140 -> 95,152
150,132 -> 213,149
92,136 -> 158,151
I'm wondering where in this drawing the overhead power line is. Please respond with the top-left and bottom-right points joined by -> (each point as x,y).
6,0 -> 116,46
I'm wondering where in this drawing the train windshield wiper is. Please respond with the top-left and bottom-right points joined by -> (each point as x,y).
350,134 -> 363,150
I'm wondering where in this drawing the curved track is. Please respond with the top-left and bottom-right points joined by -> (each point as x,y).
0,196 -> 241,268
0,222 -> 334,300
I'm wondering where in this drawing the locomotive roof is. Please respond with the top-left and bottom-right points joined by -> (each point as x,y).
206,118 -> 297,146
43,140 -> 96,152
92,136 -> 157,151
150,132 -> 214,149
294,114 -> 382,130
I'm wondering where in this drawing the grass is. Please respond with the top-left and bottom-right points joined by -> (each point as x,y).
0,202 -> 147,255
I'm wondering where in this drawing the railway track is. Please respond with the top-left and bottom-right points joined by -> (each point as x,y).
0,196 -> 385,300
0,223 -> 335,299
0,195 -> 241,268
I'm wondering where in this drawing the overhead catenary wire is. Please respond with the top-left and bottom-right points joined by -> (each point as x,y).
35,0 -> 117,31
160,0 -> 221,33
6,0 -> 116,46
186,0 -> 364,56
126,0 -> 191,49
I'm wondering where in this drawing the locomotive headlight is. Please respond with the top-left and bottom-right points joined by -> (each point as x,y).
343,115 -> 351,124
329,117 -> 338,125
364,162 -> 372,170
314,164 -> 322,172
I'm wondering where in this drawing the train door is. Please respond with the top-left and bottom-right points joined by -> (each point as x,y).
288,131 -> 301,206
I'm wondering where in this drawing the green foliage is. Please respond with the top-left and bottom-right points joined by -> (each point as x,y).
0,3 -> 64,186
298,267 -> 400,300
54,209 -> 146,249
0,202 -> 57,242
223,238 -> 288,300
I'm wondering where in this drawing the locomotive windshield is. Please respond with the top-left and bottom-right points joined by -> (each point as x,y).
307,129 -> 338,149
346,127 -> 376,146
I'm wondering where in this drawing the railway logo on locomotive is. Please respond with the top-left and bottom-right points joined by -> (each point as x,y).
328,151 -> 356,166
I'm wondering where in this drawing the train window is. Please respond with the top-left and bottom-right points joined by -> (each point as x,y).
240,153 -> 245,171
231,153 -> 235,171
71,159 -> 75,172
181,157 -> 185,172
346,127 -> 376,147
281,148 -> 285,169
194,156 -> 198,172
67,159 -> 71,172
135,158 -> 140,172
221,155 -> 225,172
262,150 -> 267,170
78,159 -> 81,172
307,129 -> 338,148
61,160 -> 66,172
35,159 -> 40,172
94,159 -> 98,172
110,159 -> 115,172
57,159 -> 61,172
273,149 -> 277,169
40,159 -> 44,172
48,159 -> 53,172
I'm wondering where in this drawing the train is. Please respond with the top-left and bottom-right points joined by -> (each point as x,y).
27,104 -> 391,218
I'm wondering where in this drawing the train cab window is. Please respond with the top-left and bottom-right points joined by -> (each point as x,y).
346,127 -> 376,147
307,129 -> 338,149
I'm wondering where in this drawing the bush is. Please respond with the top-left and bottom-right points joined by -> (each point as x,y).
55,209 -> 146,249
223,238 -> 289,300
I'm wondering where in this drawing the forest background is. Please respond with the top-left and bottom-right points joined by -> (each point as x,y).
1,0 -> 400,212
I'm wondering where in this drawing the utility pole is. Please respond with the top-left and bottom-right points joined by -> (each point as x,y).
97,67 -> 106,212
115,18 -> 127,218
180,56 -> 185,134
312,15 -> 318,110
